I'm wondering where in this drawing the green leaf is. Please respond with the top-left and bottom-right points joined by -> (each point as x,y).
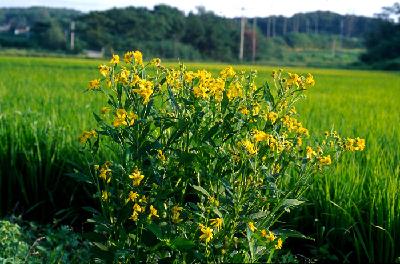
93,112 -> 103,124
65,172 -> 92,184
213,207 -> 223,218
82,206 -> 100,215
282,199 -> 304,207
276,229 -> 314,240
147,223 -> 163,239
192,185 -> 210,197
202,122 -> 221,142
170,237 -> 195,250
93,242 -> 109,251
263,82 -> 275,106
83,232 -> 105,242
250,210 -> 268,220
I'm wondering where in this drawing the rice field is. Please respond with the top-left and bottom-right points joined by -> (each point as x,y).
0,56 -> 399,262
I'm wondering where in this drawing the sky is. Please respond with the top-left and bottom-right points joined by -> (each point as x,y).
0,0 -> 398,18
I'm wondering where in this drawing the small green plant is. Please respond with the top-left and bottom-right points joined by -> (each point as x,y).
81,51 -> 365,262
0,220 -> 30,263
0,218 -> 91,263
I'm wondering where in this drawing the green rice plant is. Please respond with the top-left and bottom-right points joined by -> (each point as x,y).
0,57 -> 105,221
289,68 -> 400,263
80,52 -> 364,262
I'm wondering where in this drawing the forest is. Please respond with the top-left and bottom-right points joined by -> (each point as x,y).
0,4 -> 398,67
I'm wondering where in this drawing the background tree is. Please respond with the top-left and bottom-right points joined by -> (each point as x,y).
361,2 -> 400,69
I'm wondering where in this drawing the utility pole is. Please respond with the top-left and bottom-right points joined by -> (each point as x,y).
70,21 -> 75,50
252,17 -> 257,63
332,38 -> 336,57
283,17 -> 287,35
239,8 -> 245,61
272,17 -> 276,37
339,19 -> 344,50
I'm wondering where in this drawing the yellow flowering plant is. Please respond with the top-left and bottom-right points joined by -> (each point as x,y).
81,51 -> 365,262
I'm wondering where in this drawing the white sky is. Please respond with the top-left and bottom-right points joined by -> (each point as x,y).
0,0 -> 397,17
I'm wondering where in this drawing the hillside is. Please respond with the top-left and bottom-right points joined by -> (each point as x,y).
0,5 -> 384,64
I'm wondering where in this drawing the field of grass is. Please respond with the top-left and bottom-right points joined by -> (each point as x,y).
0,56 -> 399,262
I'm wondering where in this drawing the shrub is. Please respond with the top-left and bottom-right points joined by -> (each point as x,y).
81,51 -> 365,262
0,218 -> 91,263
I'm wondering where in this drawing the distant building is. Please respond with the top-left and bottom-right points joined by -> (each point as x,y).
0,24 -> 11,32
14,26 -> 30,35
84,48 -> 105,58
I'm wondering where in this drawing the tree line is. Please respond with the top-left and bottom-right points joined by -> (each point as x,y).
0,4 -> 398,68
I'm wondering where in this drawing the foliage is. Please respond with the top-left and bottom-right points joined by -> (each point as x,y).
360,2 -> 400,70
0,6 -> 383,63
0,56 -> 398,262
80,52 -> 364,262
0,219 -> 30,263
0,217 -> 91,263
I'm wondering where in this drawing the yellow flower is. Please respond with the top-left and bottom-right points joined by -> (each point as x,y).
171,205 -> 183,223
152,58 -> 161,67
266,230 -> 276,242
210,218 -> 223,231
126,191 -> 139,203
355,137 -> 365,151
149,205 -> 159,218
128,111 -> 138,126
241,140 -> 258,155
306,146 -> 316,159
118,68 -> 130,84
129,169 -> 144,186
88,79 -> 100,90
226,81 -> 243,100
297,137 -> 303,146
199,226 -> 213,243
124,51 -> 134,63
193,85 -> 208,99
98,64 -> 110,77
287,73 -> 301,87
252,103 -> 261,116
101,190 -> 110,201
273,163 -> 281,174
252,129 -> 269,143
248,222 -> 257,232
239,107 -> 250,115
305,73 -> 315,86
318,155 -> 332,166
261,229 -> 268,238
98,162 -> 112,183
129,74 -> 141,86
133,203 -> 143,213
134,50 -> 144,66
208,77 -> 225,102
275,238 -> 283,249
129,211 -> 139,221
267,112 -> 278,124
209,196 -> 220,207
101,106 -> 110,115
219,66 -> 236,79
133,80 -> 154,104
139,195 -> 147,203
298,127 -> 309,137
157,150 -> 166,161
79,130 -> 97,144
113,109 -> 128,127
184,71 -> 194,83
110,54 -> 120,65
